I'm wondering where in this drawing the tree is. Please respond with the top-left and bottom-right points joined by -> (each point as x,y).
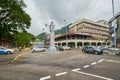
14,31 -> 35,47
0,0 -> 31,38
36,32 -> 46,41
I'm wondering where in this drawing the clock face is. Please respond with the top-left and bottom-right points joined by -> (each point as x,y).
49,22 -> 55,30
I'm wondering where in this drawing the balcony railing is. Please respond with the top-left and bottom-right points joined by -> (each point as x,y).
78,29 -> 109,36
55,38 -> 106,42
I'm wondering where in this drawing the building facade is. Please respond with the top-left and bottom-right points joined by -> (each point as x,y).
0,37 -> 14,48
54,19 -> 111,48
109,12 -> 120,48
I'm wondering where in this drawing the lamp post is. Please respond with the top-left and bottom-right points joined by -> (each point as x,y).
43,28 -> 47,47
112,0 -> 117,48
64,20 -> 68,47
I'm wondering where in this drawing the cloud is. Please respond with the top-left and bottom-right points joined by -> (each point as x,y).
24,0 -> 120,36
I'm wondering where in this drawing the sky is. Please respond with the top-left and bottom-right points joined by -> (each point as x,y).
24,0 -> 120,36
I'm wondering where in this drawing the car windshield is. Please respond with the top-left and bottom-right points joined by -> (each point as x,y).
0,46 -> 7,49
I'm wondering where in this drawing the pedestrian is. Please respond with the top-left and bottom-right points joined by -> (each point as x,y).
19,46 -> 22,51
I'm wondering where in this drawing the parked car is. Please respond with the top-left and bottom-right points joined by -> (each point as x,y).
97,46 -> 108,51
82,46 -> 103,55
62,46 -> 71,50
0,49 -> 7,55
79,46 -> 83,50
0,46 -> 15,54
107,47 -> 120,55
32,46 -> 45,53
108,47 -> 119,51
55,46 -> 64,51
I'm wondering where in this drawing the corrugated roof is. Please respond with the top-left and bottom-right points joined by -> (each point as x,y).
109,11 -> 120,22
70,18 -> 109,29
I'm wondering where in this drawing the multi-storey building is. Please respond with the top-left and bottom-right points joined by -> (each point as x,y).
109,11 -> 120,48
54,19 -> 111,48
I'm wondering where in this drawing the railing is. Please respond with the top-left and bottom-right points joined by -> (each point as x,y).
78,29 -> 109,36
55,38 -> 105,42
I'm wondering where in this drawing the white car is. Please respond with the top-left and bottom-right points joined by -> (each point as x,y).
62,46 -> 71,50
0,46 -> 15,54
32,47 -> 45,53
109,47 -> 119,51
108,47 -> 120,55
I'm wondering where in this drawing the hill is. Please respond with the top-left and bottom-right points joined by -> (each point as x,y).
36,23 -> 72,40
55,23 -> 72,35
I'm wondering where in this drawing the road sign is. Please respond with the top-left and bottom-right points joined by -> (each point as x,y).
109,27 -> 114,34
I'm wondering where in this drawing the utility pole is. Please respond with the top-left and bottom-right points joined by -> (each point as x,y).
112,0 -> 117,48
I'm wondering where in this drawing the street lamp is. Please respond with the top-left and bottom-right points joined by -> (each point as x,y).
112,0 -> 117,48
42,28 -> 46,47
64,20 -> 68,47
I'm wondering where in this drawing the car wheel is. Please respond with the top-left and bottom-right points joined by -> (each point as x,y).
42,49 -> 45,52
82,50 -> 85,53
99,53 -> 103,55
32,50 -> 35,53
7,51 -> 11,54
95,51 -> 98,54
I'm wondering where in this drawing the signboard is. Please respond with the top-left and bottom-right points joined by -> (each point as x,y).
109,27 -> 114,34
112,33 -> 114,37
112,19 -> 117,28
109,19 -> 117,34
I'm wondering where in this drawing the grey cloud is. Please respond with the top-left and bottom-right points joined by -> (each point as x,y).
24,0 -> 120,36
34,0 -> 92,24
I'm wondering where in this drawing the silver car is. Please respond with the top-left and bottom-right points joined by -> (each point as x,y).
32,46 -> 45,53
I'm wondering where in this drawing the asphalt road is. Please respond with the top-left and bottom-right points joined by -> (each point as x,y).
0,50 -> 120,80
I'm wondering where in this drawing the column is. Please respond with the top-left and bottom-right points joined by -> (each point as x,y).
75,42 -> 77,48
49,21 -> 56,52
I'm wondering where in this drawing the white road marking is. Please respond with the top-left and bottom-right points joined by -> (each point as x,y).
40,59 -> 111,80
107,60 -> 114,62
98,59 -> 105,63
55,72 -> 67,76
91,62 -> 97,65
106,60 -> 120,63
71,68 -> 81,72
40,76 -> 51,80
83,65 -> 90,68
72,70 -> 113,80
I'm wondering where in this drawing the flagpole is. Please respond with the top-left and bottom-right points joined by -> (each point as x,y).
112,0 -> 117,48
